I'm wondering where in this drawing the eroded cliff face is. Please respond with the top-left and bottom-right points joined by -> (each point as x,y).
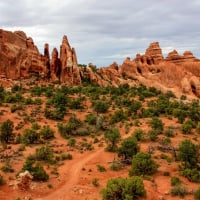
120,42 -> 200,98
1,29 -> 200,98
0,29 -> 81,84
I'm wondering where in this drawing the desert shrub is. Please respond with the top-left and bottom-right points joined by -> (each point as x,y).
10,104 -> 23,113
39,125 -> 55,140
57,115 -> 82,138
22,156 -> 49,181
67,137 -> 76,147
110,109 -> 127,124
181,119 -> 195,134
104,128 -> 121,152
35,145 -> 54,164
60,153 -> 73,160
22,129 -> 40,144
31,122 -> 40,130
31,162 -> 49,181
110,162 -> 123,171
69,98 -> 83,109
127,100 -> 142,115
148,129 -> 159,141
92,178 -> 99,187
129,152 -> 158,176
93,100 -> 110,113
132,128 -> 145,141
181,168 -> 200,183
97,164 -> 106,172
173,108 -> 186,124
33,98 -> 42,105
1,159 -> 14,173
117,136 -> 139,162
171,176 -> 181,186
85,113 -> 97,125
178,139 -> 199,169
44,107 -> 65,120
24,97 -> 33,105
194,187 -> 200,200
164,126 -> 175,137
149,117 -> 163,134
170,185 -> 188,198
102,176 -> 146,200
196,123 -> 200,134
30,86 -> 43,96
0,119 -> 14,144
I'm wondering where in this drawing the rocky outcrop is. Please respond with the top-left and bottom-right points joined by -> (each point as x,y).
60,36 -> 81,84
0,29 -> 81,84
120,42 -> 200,98
1,29 -> 200,98
17,170 -> 33,190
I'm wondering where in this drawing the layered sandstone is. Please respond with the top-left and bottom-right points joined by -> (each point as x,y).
0,29 -> 81,85
1,29 -> 200,98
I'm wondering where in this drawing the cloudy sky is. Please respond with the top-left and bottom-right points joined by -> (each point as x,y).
1,0 -> 200,67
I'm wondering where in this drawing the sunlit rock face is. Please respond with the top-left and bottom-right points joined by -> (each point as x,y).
1,29 -> 200,98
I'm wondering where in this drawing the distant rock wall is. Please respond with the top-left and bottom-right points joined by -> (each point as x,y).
1,29 -> 200,98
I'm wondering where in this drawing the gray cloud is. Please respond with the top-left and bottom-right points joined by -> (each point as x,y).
1,0 -> 200,66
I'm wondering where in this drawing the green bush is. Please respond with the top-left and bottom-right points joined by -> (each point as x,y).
22,129 -> 40,144
67,137 -> 76,147
129,152 -> 158,176
181,168 -> 200,183
117,136 -> 139,162
85,113 -> 97,125
35,145 -> 54,164
39,125 -> 55,140
97,164 -> 106,172
1,160 -> 14,173
22,156 -> 49,181
178,139 -> 199,168
110,162 -> 122,171
181,119 -> 195,134
61,153 -> 73,160
102,176 -> 146,200
104,128 -> 121,152
0,119 -> 14,144
171,176 -> 181,186
93,100 -> 110,113
194,187 -> 200,200
110,109 -> 127,124
132,128 -> 145,141
170,185 -> 188,198
149,117 -> 163,134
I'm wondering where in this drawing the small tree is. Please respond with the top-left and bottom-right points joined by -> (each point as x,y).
117,136 -> 139,162
178,139 -> 199,169
129,152 -> 158,176
149,117 -> 163,134
104,128 -> 121,151
93,100 -> 109,113
0,119 -> 14,144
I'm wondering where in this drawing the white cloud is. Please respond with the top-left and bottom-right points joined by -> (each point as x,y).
1,0 -> 200,66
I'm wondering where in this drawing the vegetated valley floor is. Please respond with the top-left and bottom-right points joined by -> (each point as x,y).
0,81 -> 199,200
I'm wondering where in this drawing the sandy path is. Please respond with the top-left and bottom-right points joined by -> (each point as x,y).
35,147 -> 104,200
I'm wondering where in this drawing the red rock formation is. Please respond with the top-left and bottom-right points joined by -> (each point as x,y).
59,35 -> 81,84
1,29 -> 200,98
0,29 -> 81,85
